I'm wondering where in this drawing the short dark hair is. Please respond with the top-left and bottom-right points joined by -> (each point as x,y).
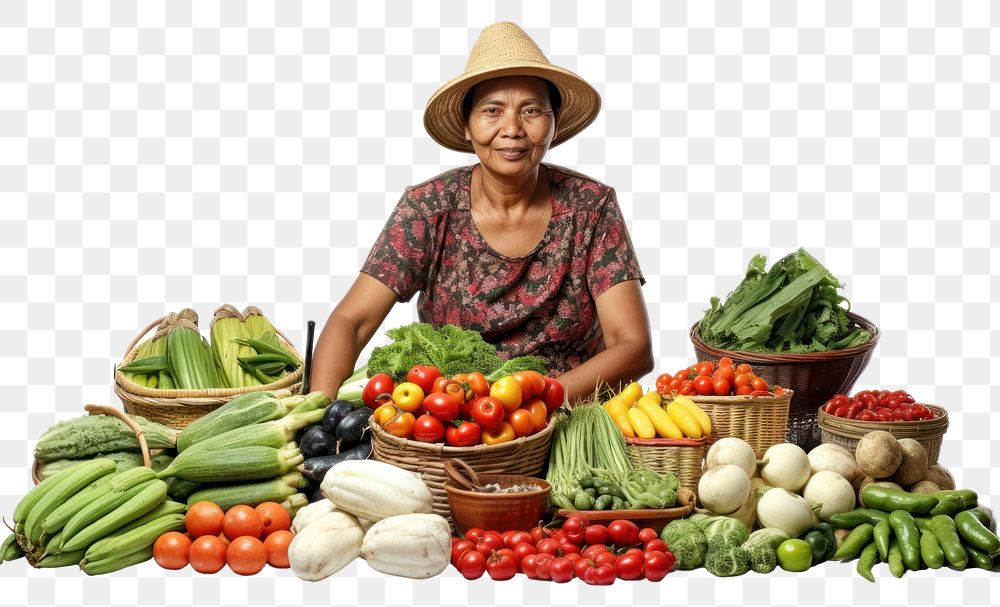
462,79 -> 562,121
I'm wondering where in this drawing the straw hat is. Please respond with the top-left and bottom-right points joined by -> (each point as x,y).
424,22 -> 602,154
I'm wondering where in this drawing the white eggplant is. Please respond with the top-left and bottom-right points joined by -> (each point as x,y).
360,513 -> 451,579
321,459 -> 433,522
288,511 -> 364,581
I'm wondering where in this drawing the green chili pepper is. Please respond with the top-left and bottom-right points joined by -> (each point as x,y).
593,494 -> 613,511
888,510 -> 921,571
955,509 -> 1000,556
834,523 -> 874,560
887,538 -> 904,578
856,542 -> 879,582
873,519 -> 892,561
861,486 -> 939,515
919,530 -> 944,569
830,508 -> 890,528
930,514 -> 968,569
914,517 -> 931,533
964,544 -> 995,570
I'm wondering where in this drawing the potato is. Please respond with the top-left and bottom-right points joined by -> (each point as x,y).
909,480 -> 941,494
923,464 -> 956,490
854,431 -> 902,479
859,480 -> 903,508
891,439 -> 929,486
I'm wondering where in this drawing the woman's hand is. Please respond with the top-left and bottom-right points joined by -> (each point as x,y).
555,279 -> 654,402
311,274 -> 399,401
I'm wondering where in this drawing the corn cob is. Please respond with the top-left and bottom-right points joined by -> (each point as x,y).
211,305 -> 260,388
22,459 -> 118,546
59,468 -> 158,544
243,306 -> 280,345
40,473 -> 116,535
157,370 -> 175,389
34,414 -> 178,462
183,407 -> 324,455
83,512 -> 186,564
81,544 -> 154,576
176,390 -> 296,452
157,444 -> 303,483
125,315 -> 173,385
61,479 -> 168,553
186,472 -> 308,510
166,319 -> 223,389
36,549 -> 86,568
1,533 -> 24,562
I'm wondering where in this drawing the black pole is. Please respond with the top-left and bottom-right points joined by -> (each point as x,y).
301,320 -> 316,394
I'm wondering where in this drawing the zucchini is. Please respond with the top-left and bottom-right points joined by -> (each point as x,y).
299,426 -> 338,459
157,444 -> 303,483
298,443 -> 373,482
165,477 -> 207,502
176,391 -> 294,452
33,415 -> 178,462
322,401 -> 355,434
335,408 -> 371,448
186,472 -> 309,510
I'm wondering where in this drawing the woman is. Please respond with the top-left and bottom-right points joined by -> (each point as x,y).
312,22 -> 652,402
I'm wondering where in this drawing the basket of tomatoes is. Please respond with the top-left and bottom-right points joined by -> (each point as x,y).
364,365 -> 564,524
655,358 -> 793,459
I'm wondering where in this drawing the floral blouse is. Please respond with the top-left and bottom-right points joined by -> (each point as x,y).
360,163 -> 644,375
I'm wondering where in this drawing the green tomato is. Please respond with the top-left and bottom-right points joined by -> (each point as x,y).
777,539 -> 813,572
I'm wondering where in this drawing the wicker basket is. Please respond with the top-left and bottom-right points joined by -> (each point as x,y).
370,419 -> 556,524
818,405 -> 948,463
687,391 -> 793,459
114,316 -> 304,429
690,312 -> 880,450
31,404 -> 152,485
625,436 -> 707,490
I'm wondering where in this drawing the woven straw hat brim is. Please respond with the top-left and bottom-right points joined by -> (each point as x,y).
423,24 -> 601,154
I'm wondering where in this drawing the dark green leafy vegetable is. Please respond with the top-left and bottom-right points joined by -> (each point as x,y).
699,248 -> 872,353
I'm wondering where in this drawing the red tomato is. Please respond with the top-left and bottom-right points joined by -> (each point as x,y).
512,541 -> 536,563
718,356 -> 733,367
526,399 -> 548,432
590,563 -> 617,585
445,421 -> 482,446
584,525 -> 609,546
644,538 -> 669,553
490,376 -> 522,412
607,519 -> 640,547
456,549 -> 486,579
714,365 -> 735,383
422,392 -> 460,422
695,361 -> 714,377
736,363 -> 752,375
406,365 -> 441,394
535,538 -> 561,556
693,376 -> 715,396
464,528 -> 486,542
644,549 -> 675,581
679,380 -> 695,395
451,539 -> 475,564
507,408 -> 535,437
582,544 -> 609,561
540,377 -> 565,413
412,413 -> 445,442
712,378 -> 732,396
638,527 -> 658,544
362,373 -> 394,409
470,397 -> 504,431
733,373 -> 752,388
475,533 -> 505,557
594,551 -> 618,567
751,376 -> 769,391
486,549 -> 518,581
736,385 -> 753,396
562,514 -> 588,536
655,373 -> 672,393
511,371 -> 539,400
548,557 -> 574,583
616,552 -> 644,580
465,372 -> 490,398
431,376 -> 450,394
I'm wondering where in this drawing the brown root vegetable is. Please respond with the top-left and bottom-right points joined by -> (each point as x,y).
908,480 -> 941,494
891,439 -> 929,486
923,464 -> 956,490
854,431 -> 902,479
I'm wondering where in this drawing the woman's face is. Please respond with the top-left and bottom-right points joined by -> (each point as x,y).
464,76 -> 556,178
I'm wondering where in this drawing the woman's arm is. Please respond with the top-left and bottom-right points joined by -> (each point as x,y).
310,273 -> 399,401
555,279 -> 654,402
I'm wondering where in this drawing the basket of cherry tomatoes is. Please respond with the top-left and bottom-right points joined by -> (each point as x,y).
364,365 -> 565,525
655,358 -> 793,459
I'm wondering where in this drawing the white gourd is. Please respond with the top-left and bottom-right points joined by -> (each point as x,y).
290,499 -> 338,534
287,511 -> 364,581
360,513 -> 451,579
321,460 -> 433,522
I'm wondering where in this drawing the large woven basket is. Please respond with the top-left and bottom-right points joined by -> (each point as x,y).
818,405 -> 948,463
114,316 -> 303,429
690,312 -> 880,450
688,391 -> 793,458
370,419 -> 556,524
625,436 -> 707,490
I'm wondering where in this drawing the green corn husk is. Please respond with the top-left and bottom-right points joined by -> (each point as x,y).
166,320 -> 225,389
243,306 -> 280,346
210,305 -> 260,389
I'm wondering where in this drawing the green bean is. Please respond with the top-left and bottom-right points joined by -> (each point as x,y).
874,519 -> 892,561
930,514 -> 968,569
856,542 -> 879,582
919,530 -> 944,569
834,523 -> 874,560
888,510 -> 921,571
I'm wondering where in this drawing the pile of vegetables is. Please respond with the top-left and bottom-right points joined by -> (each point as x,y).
119,305 -> 300,389
698,248 -> 872,353
546,403 -> 679,511
450,514 -> 676,584
603,382 -> 712,440
656,358 -> 782,398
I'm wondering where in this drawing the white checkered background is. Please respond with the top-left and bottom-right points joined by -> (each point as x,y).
0,0 -> 996,604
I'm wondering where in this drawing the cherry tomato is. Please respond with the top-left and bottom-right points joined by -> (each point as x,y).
451,539 -> 476,564
638,527 -> 658,545
446,421 -> 482,446
655,373 -> 672,393
693,376 -> 715,396
751,376 -> 769,391
526,399 -> 548,432
490,376 -> 522,412
422,392 -> 460,422
362,373 -> 395,409
535,538 -> 562,556
548,557 -> 574,583
486,549 -> 518,581
718,356 -> 733,367
540,377 -> 565,413
465,372 -> 490,398
382,410 -> 415,438
406,365 -> 441,395
391,382 -> 425,413
507,408 -> 535,437
733,373 -> 752,388
470,396 -> 504,431
736,385 -> 753,396
584,525 -> 609,546
644,549 -> 675,581
695,361 -> 714,377
562,514 -> 589,536
736,363 -> 752,375
679,380 -> 695,395
481,421 -> 516,446
456,549 -> 486,579
644,538 -> 669,553
712,378 -> 732,396
616,552 -> 644,580
442,380 -> 467,405
607,519 -> 640,547
412,413 -> 445,442
675,369 -> 693,381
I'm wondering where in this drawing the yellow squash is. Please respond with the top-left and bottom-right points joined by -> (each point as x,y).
671,395 -> 712,436
626,408 -> 656,439
666,401 -> 703,438
603,397 -> 635,438
637,395 -> 682,439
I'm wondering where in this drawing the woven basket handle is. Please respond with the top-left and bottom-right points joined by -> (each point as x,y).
85,404 -> 151,468
122,316 -> 167,359
444,458 -> 482,492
